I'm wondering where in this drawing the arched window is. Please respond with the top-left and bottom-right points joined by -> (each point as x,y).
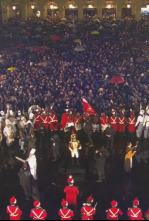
83,1 -> 97,17
26,1 -> 40,20
45,1 -> 59,18
122,0 -> 133,19
102,1 -> 116,19
7,1 -> 21,21
64,1 -> 78,18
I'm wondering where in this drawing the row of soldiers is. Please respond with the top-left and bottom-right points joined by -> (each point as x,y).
6,175 -> 149,220
1,104 -> 149,148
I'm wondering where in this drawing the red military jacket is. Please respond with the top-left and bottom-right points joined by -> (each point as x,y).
109,116 -> 118,132
81,206 -> 96,220
48,114 -> 58,131
127,207 -> 143,220
146,209 -> 149,220
74,116 -> 82,125
40,115 -> 49,130
58,208 -> 74,220
118,117 -> 126,133
64,186 -> 79,206
34,114 -> 41,130
106,208 -> 123,220
127,117 -> 136,133
7,205 -> 22,220
30,208 -> 47,220
100,116 -> 109,125
61,113 -> 69,130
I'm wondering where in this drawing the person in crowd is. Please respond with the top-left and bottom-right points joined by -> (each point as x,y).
94,147 -> 109,183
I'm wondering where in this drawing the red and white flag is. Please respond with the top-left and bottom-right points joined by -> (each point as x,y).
82,97 -> 97,116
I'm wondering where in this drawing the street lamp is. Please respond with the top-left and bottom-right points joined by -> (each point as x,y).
12,5 -> 16,10
107,4 -> 112,9
127,4 -> 131,8
31,4 -> 35,9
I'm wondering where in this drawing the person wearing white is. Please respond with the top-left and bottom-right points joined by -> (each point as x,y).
143,109 -> 149,139
3,119 -> 14,146
135,110 -> 144,139
27,149 -> 37,180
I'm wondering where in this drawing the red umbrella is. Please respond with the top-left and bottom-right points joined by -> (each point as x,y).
110,76 -> 125,84
32,48 -> 44,52
16,44 -> 24,49
136,57 -> 145,63
51,35 -> 61,41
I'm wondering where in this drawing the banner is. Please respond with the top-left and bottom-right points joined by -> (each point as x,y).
82,97 -> 97,116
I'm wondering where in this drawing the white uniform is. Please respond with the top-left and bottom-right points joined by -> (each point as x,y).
18,117 -> 27,130
28,155 -> 37,180
3,126 -> 14,146
143,110 -> 149,139
136,110 -> 144,138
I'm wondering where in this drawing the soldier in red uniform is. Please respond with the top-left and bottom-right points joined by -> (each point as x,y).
64,175 -> 79,207
34,109 -> 41,131
100,113 -> 109,133
106,200 -> 123,220
127,110 -> 136,140
6,197 -> 22,220
118,110 -> 126,135
127,198 -> 144,220
109,110 -> 118,132
81,195 -> 96,220
58,199 -> 74,220
40,109 -> 49,131
30,201 -> 47,220
48,109 -> 58,132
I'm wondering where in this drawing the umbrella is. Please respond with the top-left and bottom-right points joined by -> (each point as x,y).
74,47 -> 85,52
91,31 -> 100,35
16,44 -> 24,49
110,76 -> 125,84
32,47 -> 44,52
51,35 -> 61,41
7,67 -> 17,71
136,57 -> 145,63
74,39 -> 81,43
37,61 -> 48,67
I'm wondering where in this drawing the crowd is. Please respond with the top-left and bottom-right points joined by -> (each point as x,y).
0,16 -> 149,220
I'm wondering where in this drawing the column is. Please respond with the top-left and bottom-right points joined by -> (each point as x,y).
58,0 -> 65,18
1,0 -> 8,23
20,1 -> 27,21
38,0 -> 45,19
116,0 -> 123,19
133,0 -> 142,20
97,0 -> 104,18
78,1 -> 83,19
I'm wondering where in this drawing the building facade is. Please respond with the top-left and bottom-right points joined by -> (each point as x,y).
0,0 -> 149,22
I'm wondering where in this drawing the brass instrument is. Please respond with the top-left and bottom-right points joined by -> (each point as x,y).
125,142 -> 138,159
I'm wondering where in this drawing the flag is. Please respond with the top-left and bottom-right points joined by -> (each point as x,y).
82,97 -> 97,116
